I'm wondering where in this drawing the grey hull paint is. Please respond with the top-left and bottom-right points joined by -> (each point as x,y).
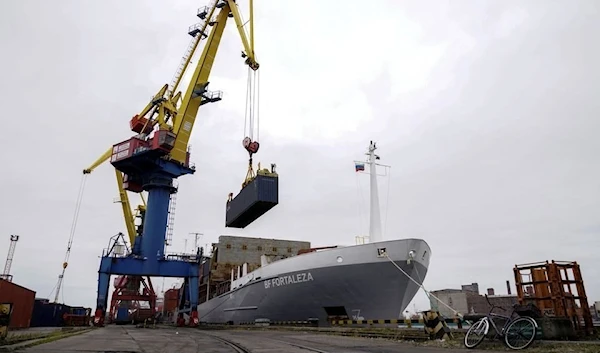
197,243 -> 429,324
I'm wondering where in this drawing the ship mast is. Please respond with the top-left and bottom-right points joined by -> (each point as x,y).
355,141 -> 388,244
366,141 -> 383,243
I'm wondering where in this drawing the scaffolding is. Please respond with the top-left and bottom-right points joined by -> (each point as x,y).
514,260 -> 594,335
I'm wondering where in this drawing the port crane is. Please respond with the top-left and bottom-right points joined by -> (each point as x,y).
1,235 -> 19,282
84,0 -> 274,326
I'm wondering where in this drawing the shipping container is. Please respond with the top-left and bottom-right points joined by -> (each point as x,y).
63,307 -> 91,327
69,306 -> 88,316
30,300 -> 72,327
0,279 -> 36,329
226,174 -> 279,228
164,288 -> 179,301
164,289 -> 179,313
115,307 -> 129,324
131,308 -> 154,324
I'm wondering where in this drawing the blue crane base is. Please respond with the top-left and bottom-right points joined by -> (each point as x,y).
96,140 -> 200,327
93,255 -> 200,327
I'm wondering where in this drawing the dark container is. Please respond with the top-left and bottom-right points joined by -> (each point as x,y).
30,300 -> 72,327
65,307 -> 91,327
226,174 -> 279,228
131,308 -> 154,323
0,279 -> 36,329
70,307 -> 87,316
115,307 -> 129,323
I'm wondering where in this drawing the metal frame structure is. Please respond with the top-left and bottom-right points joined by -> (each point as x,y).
514,260 -> 594,335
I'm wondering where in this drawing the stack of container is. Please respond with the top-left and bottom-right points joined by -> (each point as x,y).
30,299 -> 72,327
0,279 -> 35,329
63,307 -> 92,327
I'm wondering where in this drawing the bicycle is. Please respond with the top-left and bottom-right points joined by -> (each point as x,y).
464,295 -> 538,350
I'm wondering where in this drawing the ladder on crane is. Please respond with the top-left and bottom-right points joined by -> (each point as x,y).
165,191 -> 177,247
1,235 -> 19,282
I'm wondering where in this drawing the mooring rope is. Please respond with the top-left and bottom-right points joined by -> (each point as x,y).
384,253 -> 463,319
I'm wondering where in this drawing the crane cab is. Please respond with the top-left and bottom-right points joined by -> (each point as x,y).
150,129 -> 176,153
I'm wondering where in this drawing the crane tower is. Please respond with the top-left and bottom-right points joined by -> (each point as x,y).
1,235 -> 20,282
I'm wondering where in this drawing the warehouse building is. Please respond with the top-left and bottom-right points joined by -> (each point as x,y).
0,279 -> 36,329
430,282 -> 518,317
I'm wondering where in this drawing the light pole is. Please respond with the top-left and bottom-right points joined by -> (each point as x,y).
189,232 -> 203,251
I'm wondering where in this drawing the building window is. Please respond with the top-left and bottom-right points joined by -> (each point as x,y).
272,247 -> 277,252
257,246 -> 263,251
287,247 -> 292,253
242,245 -> 247,250
226,244 -> 231,249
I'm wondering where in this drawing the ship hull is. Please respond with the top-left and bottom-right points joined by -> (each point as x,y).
197,238 -> 430,325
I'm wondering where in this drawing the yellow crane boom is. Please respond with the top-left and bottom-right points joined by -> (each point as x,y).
125,0 -> 259,166
170,0 -> 259,164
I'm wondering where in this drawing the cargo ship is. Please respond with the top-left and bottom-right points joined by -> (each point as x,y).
186,141 -> 432,324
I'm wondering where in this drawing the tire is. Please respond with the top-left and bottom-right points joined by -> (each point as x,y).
464,318 -> 488,349
504,316 -> 537,350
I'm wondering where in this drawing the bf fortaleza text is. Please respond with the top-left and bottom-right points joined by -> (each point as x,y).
264,272 -> 314,289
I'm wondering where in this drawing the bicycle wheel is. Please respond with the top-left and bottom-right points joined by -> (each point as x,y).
464,318 -> 488,349
504,316 -> 537,350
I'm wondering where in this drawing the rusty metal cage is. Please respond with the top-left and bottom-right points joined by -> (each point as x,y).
513,260 -> 594,335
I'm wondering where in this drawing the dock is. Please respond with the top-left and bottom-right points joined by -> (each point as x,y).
4,325 -> 599,353
2,325 -> 474,353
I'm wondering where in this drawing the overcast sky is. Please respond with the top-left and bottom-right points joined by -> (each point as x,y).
1,0 -> 599,315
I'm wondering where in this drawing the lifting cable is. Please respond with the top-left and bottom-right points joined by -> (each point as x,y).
242,66 -> 261,185
243,66 -> 260,143
236,2 -> 261,187
53,173 -> 88,302
384,253 -> 463,319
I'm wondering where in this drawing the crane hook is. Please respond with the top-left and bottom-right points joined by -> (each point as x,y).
242,136 -> 259,154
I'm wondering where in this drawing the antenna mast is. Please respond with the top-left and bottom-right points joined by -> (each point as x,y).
1,235 -> 20,282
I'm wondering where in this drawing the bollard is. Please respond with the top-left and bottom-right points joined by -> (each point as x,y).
454,316 -> 462,329
422,311 -> 453,340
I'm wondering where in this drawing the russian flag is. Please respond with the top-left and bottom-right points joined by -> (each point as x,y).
355,163 -> 365,172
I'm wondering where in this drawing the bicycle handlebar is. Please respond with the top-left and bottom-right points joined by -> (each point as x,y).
485,294 -> 506,312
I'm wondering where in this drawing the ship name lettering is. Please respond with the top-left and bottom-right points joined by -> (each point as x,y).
265,272 -> 314,289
